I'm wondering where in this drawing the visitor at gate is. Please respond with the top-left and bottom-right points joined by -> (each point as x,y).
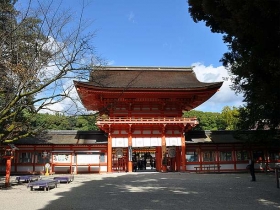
150,157 -> 154,169
137,159 -> 142,170
143,158 -> 147,170
133,157 -> 137,172
248,158 -> 256,181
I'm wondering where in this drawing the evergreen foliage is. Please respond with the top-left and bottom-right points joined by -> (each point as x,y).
31,113 -> 98,131
184,106 -> 240,130
188,0 -> 280,130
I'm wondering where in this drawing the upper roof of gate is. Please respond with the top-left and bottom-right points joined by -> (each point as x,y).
78,66 -> 223,89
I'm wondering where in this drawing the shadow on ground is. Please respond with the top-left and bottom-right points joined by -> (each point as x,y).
40,173 -> 279,210
1,172 -> 279,210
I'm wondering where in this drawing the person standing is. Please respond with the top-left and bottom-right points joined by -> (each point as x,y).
132,157 -> 137,172
150,157 -> 154,169
249,158 -> 256,181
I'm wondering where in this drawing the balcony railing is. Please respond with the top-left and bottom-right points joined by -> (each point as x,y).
96,117 -> 199,125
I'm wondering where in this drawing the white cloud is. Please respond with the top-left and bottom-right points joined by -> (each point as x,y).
38,101 -> 65,114
128,11 -> 135,23
192,63 -> 245,112
37,79 -> 89,115
34,34 -> 94,115
107,60 -> 115,66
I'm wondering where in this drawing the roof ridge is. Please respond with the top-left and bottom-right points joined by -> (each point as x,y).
93,66 -> 193,71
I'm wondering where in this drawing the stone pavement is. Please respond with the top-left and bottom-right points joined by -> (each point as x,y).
0,172 -> 279,210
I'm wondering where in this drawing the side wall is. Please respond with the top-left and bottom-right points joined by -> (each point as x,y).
0,144 -> 108,175
185,143 -> 280,173
1,143 -> 280,174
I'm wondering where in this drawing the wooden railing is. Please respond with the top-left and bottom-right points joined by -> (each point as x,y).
96,117 -> 199,125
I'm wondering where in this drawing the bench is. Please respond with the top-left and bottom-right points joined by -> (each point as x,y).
53,175 -> 74,183
16,175 -> 41,183
27,180 -> 58,191
194,165 -> 221,173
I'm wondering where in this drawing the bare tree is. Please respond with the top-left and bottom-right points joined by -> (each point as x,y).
0,0 -> 101,143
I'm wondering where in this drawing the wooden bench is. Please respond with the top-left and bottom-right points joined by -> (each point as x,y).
27,179 -> 58,191
53,175 -> 74,183
16,175 -> 41,183
194,165 -> 221,173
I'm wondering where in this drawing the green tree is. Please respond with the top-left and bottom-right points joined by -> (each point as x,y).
31,113 -> 98,131
0,0 -> 41,142
183,110 -> 223,130
0,0 -> 99,143
188,0 -> 280,130
75,115 -> 98,131
220,106 -> 240,130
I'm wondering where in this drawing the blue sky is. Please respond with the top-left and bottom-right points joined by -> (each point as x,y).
84,0 -> 227,67
24,0 -> 245,113
82,0 -> 245,112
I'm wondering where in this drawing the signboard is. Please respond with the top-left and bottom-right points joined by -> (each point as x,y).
53,154 -> 71,163
128,146 -> 132,161
77,154 -> 99,164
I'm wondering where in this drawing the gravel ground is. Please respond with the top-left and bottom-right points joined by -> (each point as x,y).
0,172 -> 279,210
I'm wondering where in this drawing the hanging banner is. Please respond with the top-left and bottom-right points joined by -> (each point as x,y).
128,146 -> 132,161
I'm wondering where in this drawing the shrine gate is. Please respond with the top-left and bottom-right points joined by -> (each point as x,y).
74,66 -> 222,172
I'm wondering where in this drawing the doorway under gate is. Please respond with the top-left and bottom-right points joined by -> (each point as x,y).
112,147 -> 156,172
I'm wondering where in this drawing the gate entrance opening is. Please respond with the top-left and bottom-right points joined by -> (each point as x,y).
132,148 -> 156,172
112,147 -> 157,172
112,147 -> 180,173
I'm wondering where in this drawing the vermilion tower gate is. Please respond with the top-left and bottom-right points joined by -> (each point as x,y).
74,66 -> 222,172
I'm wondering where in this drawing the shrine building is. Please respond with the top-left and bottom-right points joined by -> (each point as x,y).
1,66 -> 280,175
74,66 -> 223,173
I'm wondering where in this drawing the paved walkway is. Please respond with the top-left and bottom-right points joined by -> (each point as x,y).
0,172 -> 279,210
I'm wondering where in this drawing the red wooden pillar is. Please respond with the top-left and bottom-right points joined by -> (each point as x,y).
5,158 -> 12,187
155,146 -> 162,172
107,134 -> 112,172
70,152 -> 74,174
33,146 -> 36,172
161,134 -> 167,172
216,145 -> 220,172
181,135 -> 186,171
127,132 -> 133,172
233,144 -> 237,171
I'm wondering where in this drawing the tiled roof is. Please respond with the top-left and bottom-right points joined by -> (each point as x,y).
78,66 -> 223,90
7,130 -> 279,145
13,130 -> 240,145
185,130 -> 241,143
14,130 -> 107,145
